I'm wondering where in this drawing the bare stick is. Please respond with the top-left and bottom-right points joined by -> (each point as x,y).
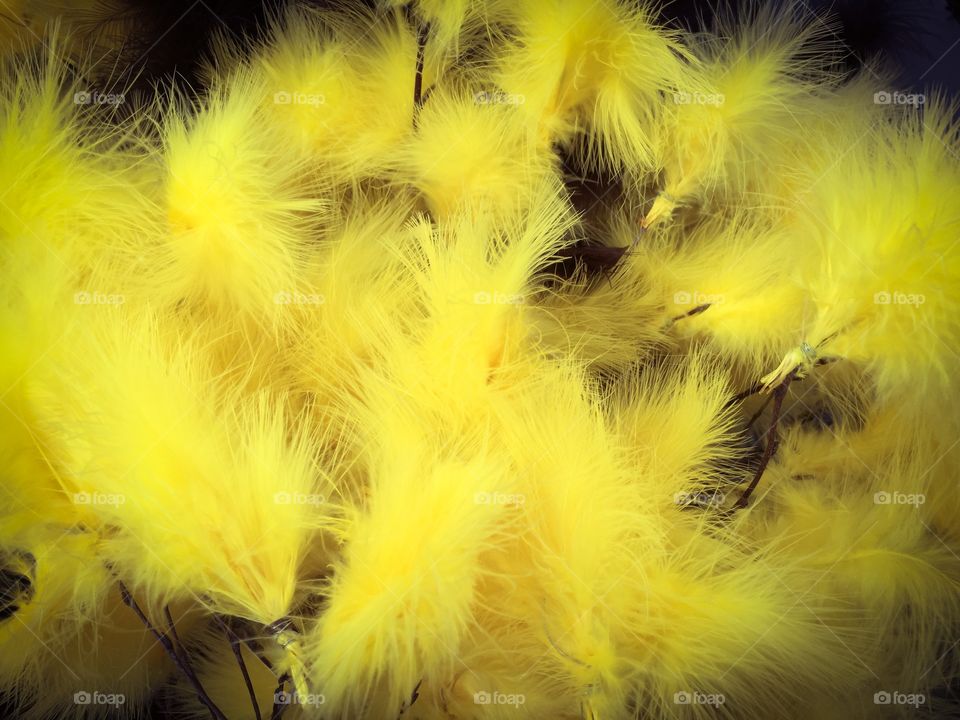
669,303 -> 710,323
746,391 -> 776,429
217,615 -> 262,720
414,24 -> 428,110
723,379 -> 766,410
117,582 -> 227,720
733,367 -> 798,509
272,672 -> 292,720
398,679 -> 423,717
724,355 -> 837,413
407,2 -> 429,127
239,634 -> 276,672
163,606 -> 229,720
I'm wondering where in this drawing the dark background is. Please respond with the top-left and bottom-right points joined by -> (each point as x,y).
116,0 -> 960,98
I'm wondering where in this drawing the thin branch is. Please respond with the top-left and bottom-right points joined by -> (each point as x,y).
414,24 -> 427,110
723,379 -> 766,410
217,615 -> 262,720
117,582 -> 227,720
272,672 -> 291,720
746,391 -> 776,429
733,366 -> 798,510
724,355 -> 838,412
164,606 -> 229,720
240,635 -> 276,672
669,303 -> 710,323
397,679 -> 423,718
407,2 -> 429,128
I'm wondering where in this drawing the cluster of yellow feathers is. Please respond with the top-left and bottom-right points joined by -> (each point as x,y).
2,1 -> 959,719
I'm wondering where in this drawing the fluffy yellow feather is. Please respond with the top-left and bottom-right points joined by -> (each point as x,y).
161,72 -> 325,324
2,4 -> 959,719
495,0 -> 695,169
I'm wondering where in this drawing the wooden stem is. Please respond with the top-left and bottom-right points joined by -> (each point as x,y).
409,4 -> 429,127
670,303 -> 711,323
117,582 -> 227,720
733,367 -> 798,510
217,615 -> 262,720
271,672 -> 291,720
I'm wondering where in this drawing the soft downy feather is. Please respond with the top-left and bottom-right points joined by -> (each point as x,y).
35,311 -> 333,698
494,0 -> 696,172
644,3 -> 842,228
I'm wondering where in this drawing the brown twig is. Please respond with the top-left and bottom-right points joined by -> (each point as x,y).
398,679 -> 423,717
670,303 -> 710,323
271,672 -> 291,720
117,582 -> 227,720
733,366 -> 798,510
163,606 -> 229,720
724,353 -> 839,414
239,634 -> 276,672
745,391 -> 776,429
723,379 -> 766,410
408,3 -> 429,128
217,615 -> 262,720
